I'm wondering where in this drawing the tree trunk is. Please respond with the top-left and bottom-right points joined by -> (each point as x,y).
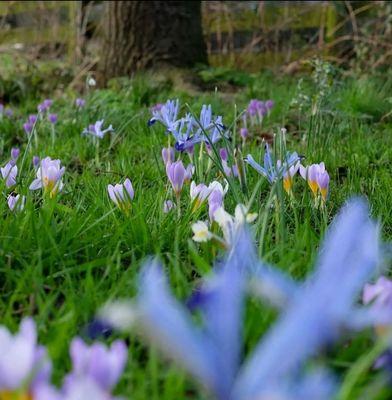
101,1 -> 207,80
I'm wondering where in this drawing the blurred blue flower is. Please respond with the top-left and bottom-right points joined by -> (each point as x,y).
101,199 -> 381,400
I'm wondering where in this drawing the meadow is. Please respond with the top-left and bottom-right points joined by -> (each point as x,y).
0,63 -> 392,399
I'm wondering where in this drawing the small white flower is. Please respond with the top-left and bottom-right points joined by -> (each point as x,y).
191,221 -> 212,242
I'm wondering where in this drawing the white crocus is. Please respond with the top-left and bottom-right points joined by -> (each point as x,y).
191,221 -> 212,242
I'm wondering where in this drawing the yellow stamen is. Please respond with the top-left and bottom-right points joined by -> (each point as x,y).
308,180 -> 318,197
283,176 -> 292,194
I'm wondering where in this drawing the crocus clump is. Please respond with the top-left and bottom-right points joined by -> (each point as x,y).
299,162 -> 330,203
23,114 -> 38,135
29,156 -> 65,198
107,178 -> 134,212
149,99 -> 229,152
100,198 -> 381,400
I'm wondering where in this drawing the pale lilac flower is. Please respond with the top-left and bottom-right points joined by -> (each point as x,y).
317,170 -> 330,202
265,100 -> 274,110
7,193 -> 26,212
23,122 -> 34,135
11,147 -> 20,161
107,178 -> 134,211
29,114 -> 38,124
1,161 -> 17,187
83,120 -> 114,139
65,337 -> 127,392
208,182 -> 227,220
75,98 -> 86,108
163,200 -> 175,213
48,113 -> 58,124
184,163 -> 194,182
161,147 -> 175,165
33,156 -> 40,169
5,108 -> 13,118
190,182 -> 210,204
100,199 -> 380,400
148,99 -> 179,130
166,161 -> 186,196
38,99 -> 52,113
219,148 -> 228,162
0,318 -> 51,393
150,103 -> 163,113
246,144 -> 300,184
0,103 -> 3,114
239,127 -> 248,140
363,277 -> 392,309
29,156 -> 65,197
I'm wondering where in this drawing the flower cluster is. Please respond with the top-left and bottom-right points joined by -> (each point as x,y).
149,99 -> 229,151
108,178 -> 135,213
0,318 -> 128,400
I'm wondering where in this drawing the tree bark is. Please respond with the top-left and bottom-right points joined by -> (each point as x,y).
101,1 -> 207,80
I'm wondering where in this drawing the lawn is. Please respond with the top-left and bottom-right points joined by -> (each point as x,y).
0,64 -> 392,399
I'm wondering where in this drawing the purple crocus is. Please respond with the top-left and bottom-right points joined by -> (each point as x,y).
33,156 -> 40,169
1,161 -> 17,187
184,163 -> 194,182
100,198 -> 381,400
239,127 -> 248,140
23,122 -> 34,135
107,178 -> 134,211
0,318 -> 51,394
38,99 -> 53,113
163,199 -> 175,213
11,147 -> 20,161
75,98 -> 86,108
5,108 -> 13,118
83,120 -> 114,139
64,337 -> 127,392
162,147 -> 175,165
166,160 -> 186,196
208,182 -> 226,220
265,100 -> 274,110
7,193 -> 26,212
29,156 -> 65,197
48,113 -> 58,124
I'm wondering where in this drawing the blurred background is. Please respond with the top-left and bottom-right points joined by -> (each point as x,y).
0,1 -> 391,101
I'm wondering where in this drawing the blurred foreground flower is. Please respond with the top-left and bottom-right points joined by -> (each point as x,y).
100,199 -> 381,400
108,178 -> 134,213
0,318 -> 51,397
29,157 -> 65,198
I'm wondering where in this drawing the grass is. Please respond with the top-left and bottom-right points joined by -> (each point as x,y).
0,65 -> 392,399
